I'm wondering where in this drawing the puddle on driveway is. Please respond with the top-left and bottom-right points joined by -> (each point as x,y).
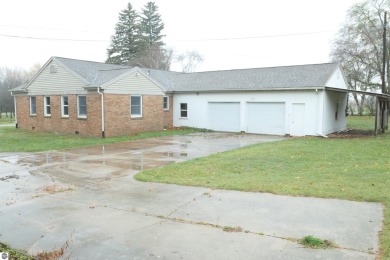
4,133 -> 284,188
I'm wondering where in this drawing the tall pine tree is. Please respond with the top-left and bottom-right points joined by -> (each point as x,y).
140,2 -> 165,46
106,3 -> 144,64
106,2 -> 171,69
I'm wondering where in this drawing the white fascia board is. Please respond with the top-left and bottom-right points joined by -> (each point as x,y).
324,63 -> 348,89
24,57 -> 90,92
24,57 -> 54,90
52,57 -> 90,85
171,87 -> 326,94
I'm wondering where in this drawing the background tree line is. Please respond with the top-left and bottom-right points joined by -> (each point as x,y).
331,0 -> 390,115
0,65 -> 40,118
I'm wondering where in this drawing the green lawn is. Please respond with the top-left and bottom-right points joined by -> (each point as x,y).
0,127 -> 199,152
136,116 -> 390,258
347,115 -> 375,130
0,113 -> 15,125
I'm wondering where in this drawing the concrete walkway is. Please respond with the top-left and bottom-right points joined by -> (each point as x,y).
0,133 -> 383,259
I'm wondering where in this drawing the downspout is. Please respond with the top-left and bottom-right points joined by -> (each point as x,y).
97,87 -> 105,138
13,95 -> 18,128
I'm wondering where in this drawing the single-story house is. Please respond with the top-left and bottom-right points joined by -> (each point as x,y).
11,56 -> 349,137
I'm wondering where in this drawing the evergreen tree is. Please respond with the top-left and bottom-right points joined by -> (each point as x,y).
106,2 -> 171,70
106,3 -> 143,64
140,2 -> 165,46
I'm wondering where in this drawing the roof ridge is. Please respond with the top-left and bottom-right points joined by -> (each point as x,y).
54,56 -> 130,68
186,62 -> 339,75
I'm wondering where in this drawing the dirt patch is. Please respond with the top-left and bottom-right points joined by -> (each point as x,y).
39,184 -> 73,194
328,129 -> 375,139
35,240 -> 70,260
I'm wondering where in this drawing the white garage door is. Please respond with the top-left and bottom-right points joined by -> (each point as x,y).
209,102 -> 240,132
247,102 -> 285,135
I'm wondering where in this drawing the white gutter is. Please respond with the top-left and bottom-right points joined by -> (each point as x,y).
97,87 -> 105,138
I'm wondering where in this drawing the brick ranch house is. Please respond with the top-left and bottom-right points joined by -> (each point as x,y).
11,56 -> 349,137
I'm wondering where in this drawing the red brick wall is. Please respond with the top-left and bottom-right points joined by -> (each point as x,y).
15,93 -> 174,137
104,94 -> 173,137
15,94 -> 102,137
163,95 -> 173,129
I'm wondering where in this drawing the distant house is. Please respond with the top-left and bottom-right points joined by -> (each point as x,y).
11,57 -> 349,137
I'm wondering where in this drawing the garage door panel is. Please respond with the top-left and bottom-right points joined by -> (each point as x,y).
247,102 -> 285,135
209,102 -> 240,132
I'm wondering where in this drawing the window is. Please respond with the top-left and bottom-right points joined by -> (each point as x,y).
61,96 -> 69,117
335,102 -> 339,120
78,95 -> 87,118
180,103 -> 187,118
163,96 -> 169,110
131,95 -> 142,117
30,96 -> 36,115
44,96 -> 51,116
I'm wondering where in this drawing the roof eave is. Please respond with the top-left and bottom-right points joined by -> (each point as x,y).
171,87 -> 326,93
325,87 -> 390,98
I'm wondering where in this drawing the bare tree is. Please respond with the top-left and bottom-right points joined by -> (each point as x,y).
0,67 -> 26,118
175,50 -> 204,73
365,95 -> 376,115
0,64 -> 40,118
331,0 -> 390,114
128,46 -> 173,70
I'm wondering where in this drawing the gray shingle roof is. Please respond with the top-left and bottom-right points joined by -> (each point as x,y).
9,83 -> 27,93
52,57 -> 339,92
55,57 -> 130,86
161,63 -> 339,92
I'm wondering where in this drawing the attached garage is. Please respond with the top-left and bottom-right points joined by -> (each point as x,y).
246,102 -> 286,135
169,62 -> 350,136
208,102 -> 240,132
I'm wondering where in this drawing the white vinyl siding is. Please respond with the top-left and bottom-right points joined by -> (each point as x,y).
61,96 -> 69,117
209,102 -> 240,132
104,71 -> 165,95
77,95 -> 87,118
30,96 -> 36,115
44,96 -> 51,116
27,60 -> 87,95
163,96 -> 169,110
173,91 -> 333,136
131,95 -> 142,117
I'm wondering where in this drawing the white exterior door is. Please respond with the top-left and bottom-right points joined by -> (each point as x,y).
208,102 -> 240,132
246,102 -> 285,135
291,103 -> 305,136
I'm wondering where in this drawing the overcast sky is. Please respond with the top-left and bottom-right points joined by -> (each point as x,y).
0,0 -> 361,72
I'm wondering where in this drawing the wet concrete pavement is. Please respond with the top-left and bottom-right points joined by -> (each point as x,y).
0,132 -> 384,259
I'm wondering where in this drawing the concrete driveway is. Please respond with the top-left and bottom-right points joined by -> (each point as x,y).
0,132 -> 383,259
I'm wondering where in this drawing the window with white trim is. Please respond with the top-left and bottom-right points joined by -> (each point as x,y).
44,96 -> 51,116
180,103 -> 187,118
163,96 -> 169,110
30,96 -> 36,115
131,95 -> 142,117
61,96 -> 69,117
77,95 -> 87,118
